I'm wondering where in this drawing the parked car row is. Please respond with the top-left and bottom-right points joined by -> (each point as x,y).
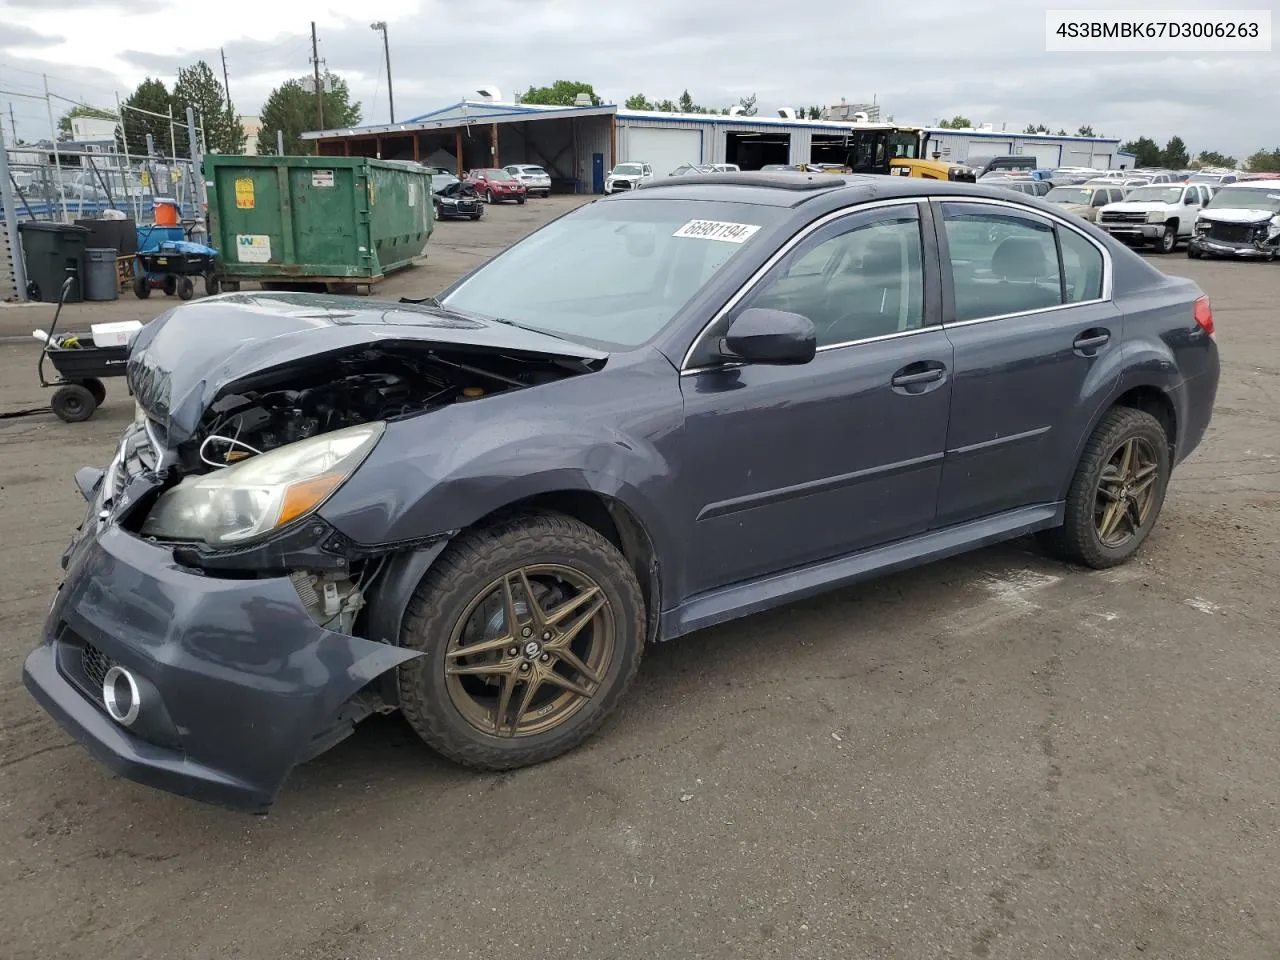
421,163 -> 555,211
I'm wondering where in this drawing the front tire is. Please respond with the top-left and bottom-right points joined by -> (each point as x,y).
397,513 -> 646,771
1187,244 -> 1202,259
1157,225 -> 1177,254
485,189 -> 495,204
1038,407 -> 1170,569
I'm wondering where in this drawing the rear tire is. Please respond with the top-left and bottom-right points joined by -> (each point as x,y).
133,274 -> 150,298
1187,245 -> 1202,259
397,512 -> 646,771
1037,407 -> 1171,569
177,276 -> 195,300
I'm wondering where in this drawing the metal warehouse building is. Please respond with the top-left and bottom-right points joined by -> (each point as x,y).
921,128 -> 1131,170
300,94 -> 1133,192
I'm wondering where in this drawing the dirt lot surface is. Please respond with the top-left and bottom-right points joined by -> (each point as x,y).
1,197 -> 1278,960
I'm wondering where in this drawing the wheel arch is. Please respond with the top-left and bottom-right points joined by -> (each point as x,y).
464,490 -> 664,646
1064,378 -> 1179,499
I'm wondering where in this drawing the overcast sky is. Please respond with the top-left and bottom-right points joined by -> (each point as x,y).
2,0 -> 1277,159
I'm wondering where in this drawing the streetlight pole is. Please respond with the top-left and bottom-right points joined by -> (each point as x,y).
370,21 -> 394,123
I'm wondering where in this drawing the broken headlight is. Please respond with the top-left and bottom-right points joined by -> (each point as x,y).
140,422 -> 383,546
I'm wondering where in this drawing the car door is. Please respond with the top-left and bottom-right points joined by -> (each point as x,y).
678,200 -> 955,596
932,198 -> 1120,526
1178,186 -> 1202,235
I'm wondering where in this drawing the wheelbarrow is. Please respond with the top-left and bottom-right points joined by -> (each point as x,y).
36,273 -> 133,423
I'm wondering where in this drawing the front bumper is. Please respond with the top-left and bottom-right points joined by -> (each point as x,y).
1188,235 -> 1277,258
23,509 -> 420,813
1099,222 -> 1164,241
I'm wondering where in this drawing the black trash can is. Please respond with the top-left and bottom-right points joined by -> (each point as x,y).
17,221 -> 90,303
84,247 -> 120,301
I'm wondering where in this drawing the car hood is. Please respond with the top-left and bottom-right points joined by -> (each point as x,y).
1050,202 -> 1092,214
126,291 -> 608,446
1199,207 -> 1278,223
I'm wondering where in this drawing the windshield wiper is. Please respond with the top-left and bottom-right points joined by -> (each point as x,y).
482,315 -> 571,342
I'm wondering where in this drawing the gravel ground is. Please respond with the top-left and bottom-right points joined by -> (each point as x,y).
1,197 -> 1277,960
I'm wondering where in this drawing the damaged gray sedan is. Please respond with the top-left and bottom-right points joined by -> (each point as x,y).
23,173 -> 1218,812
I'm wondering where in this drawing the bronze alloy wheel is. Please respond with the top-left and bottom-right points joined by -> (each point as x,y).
444,564 -> 616,738
1093,436 -> 1161,549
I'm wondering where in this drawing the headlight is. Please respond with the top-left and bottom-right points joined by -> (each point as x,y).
1195,220 -> 1209,234
1147,211 -> 1166,223
140,422 -> 383,546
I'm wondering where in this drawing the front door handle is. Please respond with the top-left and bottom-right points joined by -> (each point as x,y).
1073,329 -> 1111,352
891,366 -> 945,387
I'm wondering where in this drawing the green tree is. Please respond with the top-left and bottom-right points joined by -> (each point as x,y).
1160,135 -> 1189,168
172,59 -> 244,155
520,80 -> 601,107
677,89 -> 695,113
1246,148 -> 1280,172
1055,128 -> 1068,136
1023,123 -> 1050,134
1120,136 -> 1162,166
1196,150 -> 1236,168
56,105 -> 116,140
1077,125 -> 1096,137
806,106 -> 823,120
937,115 -> 972,129
737,93 -> 757,116
258,73 -> 361,155
624,93 -> 652,110
118,78 -> 174,156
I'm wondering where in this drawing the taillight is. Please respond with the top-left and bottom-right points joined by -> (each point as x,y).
1194,296 -> 1214,336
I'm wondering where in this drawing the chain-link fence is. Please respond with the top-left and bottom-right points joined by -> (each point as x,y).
2,147 -> 202,225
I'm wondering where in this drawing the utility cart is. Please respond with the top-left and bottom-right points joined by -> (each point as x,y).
133,238 -> 221,300
37,276 -> 135,423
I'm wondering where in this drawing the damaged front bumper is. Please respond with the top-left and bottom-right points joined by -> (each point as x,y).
22,486 -> 423,814
1188,235 -> 1279,259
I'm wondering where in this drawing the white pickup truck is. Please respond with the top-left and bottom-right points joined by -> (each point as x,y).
1096,182 -> 1214,253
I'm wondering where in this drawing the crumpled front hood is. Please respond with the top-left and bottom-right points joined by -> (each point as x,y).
127,291 -> 607,446
1199,208 -> 1278,224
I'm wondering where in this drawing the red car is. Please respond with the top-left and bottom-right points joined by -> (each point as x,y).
466,168 -> 528,204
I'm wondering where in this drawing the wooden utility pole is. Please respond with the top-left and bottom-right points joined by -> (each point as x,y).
220,48 -> 232,112
310,22 -> 324,131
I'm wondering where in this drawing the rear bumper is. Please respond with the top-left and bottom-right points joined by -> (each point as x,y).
23,522 -> 419,813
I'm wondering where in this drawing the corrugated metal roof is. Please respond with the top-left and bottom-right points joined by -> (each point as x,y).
301,101 -> 616,139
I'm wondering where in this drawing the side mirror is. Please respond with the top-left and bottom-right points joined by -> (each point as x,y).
719,307 -> 817,366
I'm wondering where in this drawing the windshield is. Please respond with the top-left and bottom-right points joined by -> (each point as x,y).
1205,188 -> 1280,213
1045,187 -> 1092,204
1123,186 -> 1184,203
480,169 -> 512,180
888,132 -> 920,159
439,199 -> 780,349
516,166 -> 546,174
613,164 -> 644,176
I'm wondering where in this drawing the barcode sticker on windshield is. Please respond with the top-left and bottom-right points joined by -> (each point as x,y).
673,220 -> 761,243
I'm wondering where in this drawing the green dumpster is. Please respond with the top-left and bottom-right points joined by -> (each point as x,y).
204,155 -> 434,294
18,221 -> 89,303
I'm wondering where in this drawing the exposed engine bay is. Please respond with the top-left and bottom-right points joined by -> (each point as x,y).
184,345 -> 587,471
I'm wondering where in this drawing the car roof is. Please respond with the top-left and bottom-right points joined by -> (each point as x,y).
621,171 -> 1084,209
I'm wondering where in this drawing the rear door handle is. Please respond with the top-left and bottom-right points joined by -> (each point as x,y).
1073,329 -> 1111,351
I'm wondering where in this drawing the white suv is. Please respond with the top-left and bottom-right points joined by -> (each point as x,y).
1097,182 -> 1213,253
503,164 -> 552,198
604,162 -> 653,193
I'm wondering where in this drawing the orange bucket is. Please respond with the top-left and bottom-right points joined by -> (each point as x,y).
153,198 -> 179,226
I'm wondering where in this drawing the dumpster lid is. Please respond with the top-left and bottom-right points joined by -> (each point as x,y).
17,221 -> 91,234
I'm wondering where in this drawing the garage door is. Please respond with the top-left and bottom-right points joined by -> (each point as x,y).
1093,153 -> 1111,170
621,127 -> 703,177
1026,144 -> 1062,167
1064,150 -> 1092,167
968,139 -> 1011,156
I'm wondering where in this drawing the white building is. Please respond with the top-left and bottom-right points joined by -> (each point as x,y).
921,126 -> 1131,170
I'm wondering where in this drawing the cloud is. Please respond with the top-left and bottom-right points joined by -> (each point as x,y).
2,0 -> 1277,159
0,21 -> 61,49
